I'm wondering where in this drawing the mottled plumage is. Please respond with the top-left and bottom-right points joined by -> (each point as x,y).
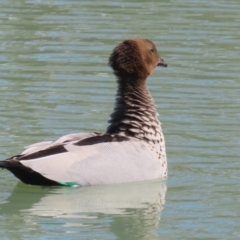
0,38 -> 168,186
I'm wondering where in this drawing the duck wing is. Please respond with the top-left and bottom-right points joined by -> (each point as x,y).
21,132 -> 100,155
1,134 -> 162,186
0,132 -> 100,185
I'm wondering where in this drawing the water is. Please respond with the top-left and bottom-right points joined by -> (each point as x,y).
0,0 -> 239,239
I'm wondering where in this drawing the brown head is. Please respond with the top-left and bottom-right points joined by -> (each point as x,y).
109,38 -> 167,80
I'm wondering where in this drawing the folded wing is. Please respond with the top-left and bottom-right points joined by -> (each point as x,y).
20,139 -> 161,186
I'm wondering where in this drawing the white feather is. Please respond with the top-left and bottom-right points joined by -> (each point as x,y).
20,140 -> 163,186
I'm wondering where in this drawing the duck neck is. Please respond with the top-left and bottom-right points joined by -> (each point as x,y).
106,76 -> 161,142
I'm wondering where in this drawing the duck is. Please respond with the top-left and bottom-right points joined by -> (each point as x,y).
0,38 -> 168,187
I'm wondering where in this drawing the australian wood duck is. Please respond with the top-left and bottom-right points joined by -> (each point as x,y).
0,38 -> 168,186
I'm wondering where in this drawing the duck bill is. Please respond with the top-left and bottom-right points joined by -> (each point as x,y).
157,58 -> 168,67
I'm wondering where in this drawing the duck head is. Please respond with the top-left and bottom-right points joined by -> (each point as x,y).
109,38 -> 167,80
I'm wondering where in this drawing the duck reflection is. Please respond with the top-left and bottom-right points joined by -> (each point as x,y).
0,180 -> 166,239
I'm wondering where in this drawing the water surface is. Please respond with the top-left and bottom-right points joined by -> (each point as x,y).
0,0 -> 240,239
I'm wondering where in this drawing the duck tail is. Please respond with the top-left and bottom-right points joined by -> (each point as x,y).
0,160 -> 60,186
0,160 -> 9,169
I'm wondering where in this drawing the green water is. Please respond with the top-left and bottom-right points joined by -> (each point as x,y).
0,0 -> 239,239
